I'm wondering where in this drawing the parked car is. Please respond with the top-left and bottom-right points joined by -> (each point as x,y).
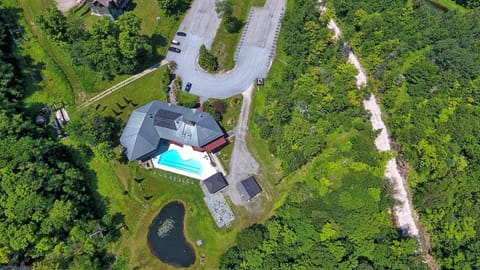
168,47 -> 181,53
177,31 -> 187,37
184,82 -> 192,92
171,39 -> 180,45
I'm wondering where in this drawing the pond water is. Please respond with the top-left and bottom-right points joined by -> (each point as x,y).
147,201 -> 195,267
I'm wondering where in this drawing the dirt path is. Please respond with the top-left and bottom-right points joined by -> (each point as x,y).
323,3 -> 438,269
225,84 -> 259,206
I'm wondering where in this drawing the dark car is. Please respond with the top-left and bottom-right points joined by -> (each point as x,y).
184,82 -> 192,92
177,31 -> 187,37
168,47 -> 181,53
165,86 -> 171,93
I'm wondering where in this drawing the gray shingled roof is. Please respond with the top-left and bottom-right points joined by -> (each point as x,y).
203,173 -> 228,194
238,176 -> 262,200
120,101 -> 224,161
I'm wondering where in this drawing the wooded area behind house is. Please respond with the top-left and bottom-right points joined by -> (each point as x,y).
220,1 -> 425,268
221,0 -> 480,268
331,0 -> 480,268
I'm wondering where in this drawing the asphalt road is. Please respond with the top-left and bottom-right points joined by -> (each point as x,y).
166,0 -> 286,99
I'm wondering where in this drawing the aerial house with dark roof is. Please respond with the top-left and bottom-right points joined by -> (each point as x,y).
120,101 -> 227,162
238,176 -> 262,201
120,101 -> 226,181
88,0 -> 129,20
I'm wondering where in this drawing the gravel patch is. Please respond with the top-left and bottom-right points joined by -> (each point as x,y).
56,0 -> 78,12
203,194 -> 234,228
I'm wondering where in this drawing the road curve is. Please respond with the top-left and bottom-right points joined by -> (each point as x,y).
166,0 -> 286,99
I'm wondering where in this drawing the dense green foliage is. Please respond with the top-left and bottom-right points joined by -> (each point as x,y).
203,99 -> 226,122
38,10 -> 152,79
0,6 -> 116,268
255,0 -> 365,173
198,44 -> 219,72
332,0 -> 480,268
220,0 -> 424,268
65,110 -> 120,162
0,22 -> 21,111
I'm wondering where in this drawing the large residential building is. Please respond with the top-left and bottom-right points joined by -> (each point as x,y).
120,101 -> 227,161
88,0 -> 129,20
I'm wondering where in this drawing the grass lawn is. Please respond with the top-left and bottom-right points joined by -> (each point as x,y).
210,0 -> 266,71
89,66 -> 169,123
218,94 -> 243,131
10,0 -> 84,105
91,154 -> 264,269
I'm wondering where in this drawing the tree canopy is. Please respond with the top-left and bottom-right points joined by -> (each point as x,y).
221,0 -> 424,268
332,0 -> 480,267
0,6 -> 118,268
38,9 -> 152,79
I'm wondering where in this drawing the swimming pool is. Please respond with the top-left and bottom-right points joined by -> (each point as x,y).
158,149 -> 203,175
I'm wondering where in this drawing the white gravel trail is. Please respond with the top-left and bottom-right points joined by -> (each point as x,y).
327,13 -> 419,237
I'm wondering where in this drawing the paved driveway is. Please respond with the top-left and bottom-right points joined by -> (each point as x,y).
166,0 -> 286,99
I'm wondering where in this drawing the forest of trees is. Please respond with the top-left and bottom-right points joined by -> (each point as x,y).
0,6 -> 118,268
220,0 -> 425,268
37,9 -> 152,79
331,0 -> 480,268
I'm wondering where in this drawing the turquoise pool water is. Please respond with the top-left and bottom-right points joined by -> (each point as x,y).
158,150 -> 203,175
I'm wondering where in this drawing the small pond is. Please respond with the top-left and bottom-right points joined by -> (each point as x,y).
147,201 -> 196,267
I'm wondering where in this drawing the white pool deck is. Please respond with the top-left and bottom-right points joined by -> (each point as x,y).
151,144 -> 218,180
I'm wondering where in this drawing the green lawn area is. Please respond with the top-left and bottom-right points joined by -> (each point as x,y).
9,0 -> 83,106
218,94 -> 242,131
210,0 -> 266,70
91,153 -> 266,269
89,66 -> 169,123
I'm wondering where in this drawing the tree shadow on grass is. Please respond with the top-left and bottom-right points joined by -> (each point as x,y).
1,7 -> 47,109
150,33 -> 168,60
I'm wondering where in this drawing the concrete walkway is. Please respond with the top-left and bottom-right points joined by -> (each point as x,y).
166,0 -> 286,99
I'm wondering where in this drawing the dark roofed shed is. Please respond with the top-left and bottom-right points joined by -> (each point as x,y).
203,172 -> 228,194
238,176 -> 262,200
